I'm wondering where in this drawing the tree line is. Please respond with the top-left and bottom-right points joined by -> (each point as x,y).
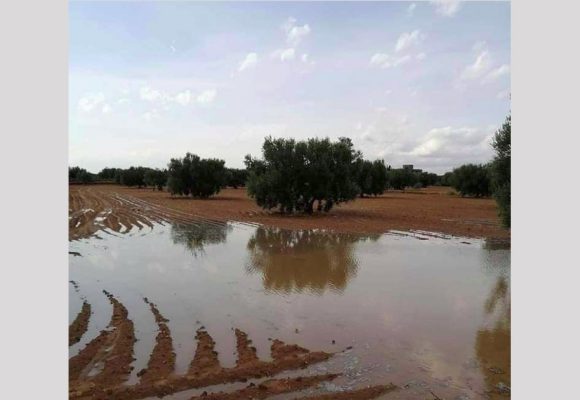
69,114 -> 510,226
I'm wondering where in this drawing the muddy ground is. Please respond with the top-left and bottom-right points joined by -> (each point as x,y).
69,184 -> 509,241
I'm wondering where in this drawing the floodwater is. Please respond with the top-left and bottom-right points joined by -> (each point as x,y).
69,221 -> 510,399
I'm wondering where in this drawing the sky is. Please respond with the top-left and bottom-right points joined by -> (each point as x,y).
69,1 -> 510,174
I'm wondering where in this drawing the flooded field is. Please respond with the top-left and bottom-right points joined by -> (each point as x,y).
69,221 -> 510,399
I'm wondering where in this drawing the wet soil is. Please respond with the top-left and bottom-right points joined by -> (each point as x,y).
69,185 -> 509,241
69,301 -> 91,346
69,291 -> 393,400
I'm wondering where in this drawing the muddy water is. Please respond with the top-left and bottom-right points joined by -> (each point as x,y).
69,222 -> 510,399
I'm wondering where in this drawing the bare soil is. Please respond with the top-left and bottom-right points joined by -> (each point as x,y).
69,185 -> 509,241
69,290 -> 396,400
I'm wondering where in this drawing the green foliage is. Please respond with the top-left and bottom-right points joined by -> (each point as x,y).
491,115 -> 511,228
245,136 -> 362,214
226,168 -> 249,188
167,153 -> 227,198
97,167 -> 121,181
69,166 -> 95,184
355,159 -> 388,197
144,168 -> 168,191
419,172 -> 438,187
451,164 -> 491,197
387,168 -> 416,190
120,166 -> 147,188
439,171 -> 454,186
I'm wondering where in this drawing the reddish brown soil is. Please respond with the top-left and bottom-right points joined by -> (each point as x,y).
69,293 -> 395,400
69,301 -> 91,346
295,384 -> 398,400
138,298 -> 175,383
69,291 -> 135,385
69,185 -> 509,240
189,374 -> 340,400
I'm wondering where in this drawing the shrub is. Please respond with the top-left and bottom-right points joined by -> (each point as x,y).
120,167 -> 147,188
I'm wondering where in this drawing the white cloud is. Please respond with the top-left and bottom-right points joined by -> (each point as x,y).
78,93 -> 105,112
407,3 -> 417,17
483,64 -> 510,83
416,52 -> 426,61
174,90 -> 192,106
117,98 -> 130,105
102,104 -> 111,114
395,30 -> 424,53
272,48 -> 296,61
196,89 -> 217,104
370,53 -> 391,68
461,50 -> 492,80
370,53 -> 414,68
238,52 -> 258,71
410,126 -> 491,158
142,109 -> 160,121
431,0 -> 462,17
140,86 -> 161,102
283,17 -> 311,46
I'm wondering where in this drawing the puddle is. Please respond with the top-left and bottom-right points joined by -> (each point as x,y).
70,221 -> 510,398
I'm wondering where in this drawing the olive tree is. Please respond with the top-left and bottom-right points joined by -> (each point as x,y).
167,153 -> 226,198
245,137 -> 362,214
144,168 -> 167,191
491,115 -> 511,227
451,164 -> 491,197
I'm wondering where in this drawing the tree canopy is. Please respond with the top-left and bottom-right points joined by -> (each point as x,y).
144,168 -> 168,191
451,164 -> 491,197
491,114 -> 511,227
245,137 -> 362,213
167,153 -> 226,198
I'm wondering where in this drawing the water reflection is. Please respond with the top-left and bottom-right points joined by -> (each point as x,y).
245,227 -> 379,294
475,271 -> 511,398
170,222 -> 232,257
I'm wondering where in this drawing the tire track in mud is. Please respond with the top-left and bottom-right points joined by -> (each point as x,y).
69,294 -> 396,400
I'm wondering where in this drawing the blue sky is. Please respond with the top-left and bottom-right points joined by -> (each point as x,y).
69,1 -> 510,174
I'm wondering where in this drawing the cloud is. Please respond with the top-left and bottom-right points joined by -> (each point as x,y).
483,64 -> 510,83
283,17 -> 311,46
174,90 -> 192,106
409,126 -> 491,158
370,53 -> 391,67
461,50 -> 492,80
431,0 -> 462,17
369,53 -> 414,68
196,89 -> 217,104
142,109 -> 160,121
117,98 -> 130,105
140,86 -> 162,102
407,3 -> 417,17
395,30 -> 425,53
102,104 -> 111,114
238,52 -> 258,71
272,48 -> 296,61
78,93 -> 105,112
416,52 -> 426,61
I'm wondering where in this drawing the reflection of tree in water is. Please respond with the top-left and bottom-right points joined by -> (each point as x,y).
170,222 -> 231,257
475,272 -> 511,398
245,227 -> 379,294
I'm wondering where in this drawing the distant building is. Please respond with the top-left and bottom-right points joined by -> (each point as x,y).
402,164 -> 422,174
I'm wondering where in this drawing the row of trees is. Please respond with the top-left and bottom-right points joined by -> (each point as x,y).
70,115 -> 510,226
448,115 -> 511,227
